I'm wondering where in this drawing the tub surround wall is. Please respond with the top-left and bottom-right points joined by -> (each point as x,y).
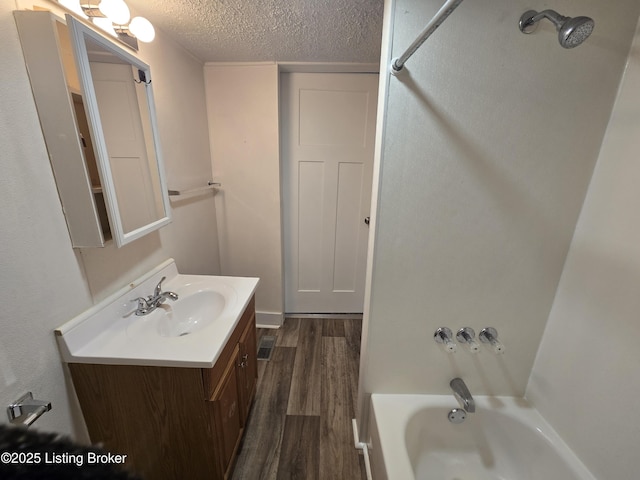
204,64 -> 284,327
358,0 -> 640,437
2,1 -> 220,437
527,17 -> 640,479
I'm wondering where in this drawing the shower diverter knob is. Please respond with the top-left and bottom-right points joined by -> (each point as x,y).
479,327 -> 505,354
434,327 -> 456,353
456,328 -> 480,353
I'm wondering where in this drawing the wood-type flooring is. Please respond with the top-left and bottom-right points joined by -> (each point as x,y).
231,317 -> 367,480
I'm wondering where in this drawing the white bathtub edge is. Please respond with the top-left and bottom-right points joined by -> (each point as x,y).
369,394 -> 597,480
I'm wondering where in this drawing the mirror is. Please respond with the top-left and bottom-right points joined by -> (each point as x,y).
66,15 -> 170,247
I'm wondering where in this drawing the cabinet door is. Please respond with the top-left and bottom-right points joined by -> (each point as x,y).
14,11 -> 106,247
238,313 -> 258,424
212,346 -> 242,476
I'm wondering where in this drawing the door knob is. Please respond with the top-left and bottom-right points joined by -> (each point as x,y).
364,217 -> 370,226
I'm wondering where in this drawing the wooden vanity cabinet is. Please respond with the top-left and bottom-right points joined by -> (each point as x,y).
68,296 -> 257,480
211,345 -> 242,478
237,315 -> 258,425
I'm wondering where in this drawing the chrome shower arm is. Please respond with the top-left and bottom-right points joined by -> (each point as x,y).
529,10 -> 568,29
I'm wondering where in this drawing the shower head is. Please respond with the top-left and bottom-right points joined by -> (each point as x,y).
519,9 -> 594,48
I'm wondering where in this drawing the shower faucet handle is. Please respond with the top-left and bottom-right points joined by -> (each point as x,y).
479,327 -> 505,354
456,327 -> 480,353
434,327 -> 456,353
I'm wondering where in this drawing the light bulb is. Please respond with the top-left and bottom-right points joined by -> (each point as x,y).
92,17 -> 117,37
98,0 -> 130,25
129,16 -> 155,42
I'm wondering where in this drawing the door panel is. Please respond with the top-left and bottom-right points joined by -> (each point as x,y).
90,62 -> 163,234
299,88 -> 369,147
282,73 -> 378,313
333,162 -> 365,292
297,161 -> 325,292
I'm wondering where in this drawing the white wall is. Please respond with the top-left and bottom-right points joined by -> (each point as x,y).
79,13 -> 221,301
204,64 -> 284,326
1,1 -> 219,438
527,18 -> 640,480
359,0 -> 640,436
0,0 -> 92,438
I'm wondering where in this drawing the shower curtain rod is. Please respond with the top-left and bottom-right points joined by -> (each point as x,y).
390,0 -> 465,74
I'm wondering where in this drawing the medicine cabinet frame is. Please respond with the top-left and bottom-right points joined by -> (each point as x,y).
15,10 -> 171,249
66,15 -> 171,247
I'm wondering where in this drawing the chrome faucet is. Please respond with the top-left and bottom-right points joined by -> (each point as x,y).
134,276 -> 178,316
450,377 -> 475,413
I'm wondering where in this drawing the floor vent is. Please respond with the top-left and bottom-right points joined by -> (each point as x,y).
257,335 -> 276,361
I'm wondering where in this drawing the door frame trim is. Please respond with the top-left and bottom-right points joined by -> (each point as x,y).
278,62 -> 379,74
279,70 -> 378,314
276,63 -> 380,322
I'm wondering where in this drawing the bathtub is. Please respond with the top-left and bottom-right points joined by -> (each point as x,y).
367,394 -> 596,480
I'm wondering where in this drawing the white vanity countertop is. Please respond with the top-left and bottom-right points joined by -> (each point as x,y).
55,259 -> 259,368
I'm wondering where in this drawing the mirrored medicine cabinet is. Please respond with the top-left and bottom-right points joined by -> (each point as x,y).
14,10 -> 171,248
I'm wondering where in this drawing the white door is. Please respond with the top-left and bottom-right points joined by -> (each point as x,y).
90,62 -> 161,234
282,73 -> 378,313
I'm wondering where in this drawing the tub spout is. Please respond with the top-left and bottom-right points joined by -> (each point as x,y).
450,377 -> 475,413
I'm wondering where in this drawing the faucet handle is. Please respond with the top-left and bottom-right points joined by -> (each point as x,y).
134,297 -> 149,308
456,328 -> 480,353
434,327 -> 457,353
154,276 -> 167,296
133,297 -> 151,316
479,327 -> 505,354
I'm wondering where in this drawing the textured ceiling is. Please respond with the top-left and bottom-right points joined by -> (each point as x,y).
125,0 -> 384,63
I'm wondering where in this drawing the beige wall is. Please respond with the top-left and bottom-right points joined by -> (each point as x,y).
358,0 -> 640,436
1,1 -> 219,438
527,18 -> 640,479
204,64 -> 284,326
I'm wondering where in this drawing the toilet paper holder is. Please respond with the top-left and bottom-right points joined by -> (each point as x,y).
7,392 -> 51,427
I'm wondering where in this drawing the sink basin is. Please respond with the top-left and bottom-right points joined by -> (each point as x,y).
54,259 -> 259,368
155,291 -> 226,337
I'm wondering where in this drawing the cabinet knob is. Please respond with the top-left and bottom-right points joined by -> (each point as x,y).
237,361 -> 246,368
242,353 -> 249,361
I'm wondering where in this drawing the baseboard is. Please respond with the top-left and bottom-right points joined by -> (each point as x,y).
285,313 -> 363,319
256,311 -> 283,328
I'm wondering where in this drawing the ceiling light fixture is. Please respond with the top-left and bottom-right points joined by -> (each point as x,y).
127,16 -> 155,42
91,15 -> 117,36
97,0 -> 130,25
61,0 -> 155,50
